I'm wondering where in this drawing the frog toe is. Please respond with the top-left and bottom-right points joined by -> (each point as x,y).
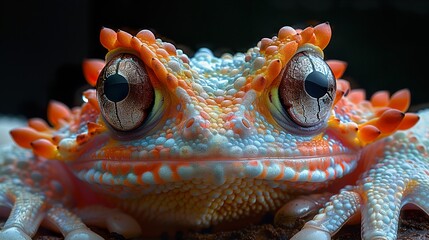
290,227 -> 331,240
74,205 -> 142,238
0,180 -> 104,239
361,180 -> 429,240
0,181 -> 45,239
274,192 -> 332,226
0,227 -> 32,240
291,188 -> 362,238
360,185 -> 403,240
406,182 -> 429,216
45,206 -> 104,239
64,228 -> 104,240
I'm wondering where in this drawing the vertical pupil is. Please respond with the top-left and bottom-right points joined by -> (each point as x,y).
304,71 -> 328,98
104,74 -> 129,102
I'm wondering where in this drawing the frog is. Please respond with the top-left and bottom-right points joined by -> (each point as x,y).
1,22 -> 427,240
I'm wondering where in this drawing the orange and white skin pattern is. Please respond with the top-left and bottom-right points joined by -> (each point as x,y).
1,22 -> 427,239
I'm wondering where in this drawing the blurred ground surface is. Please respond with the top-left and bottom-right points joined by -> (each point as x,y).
1,209 -> 426,240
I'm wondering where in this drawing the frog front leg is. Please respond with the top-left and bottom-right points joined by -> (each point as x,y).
0,146 -> 104,239
0,180 -> 45,240
0,145 -> 141,239
0,183 -> 103,240
291,110 -> 429,240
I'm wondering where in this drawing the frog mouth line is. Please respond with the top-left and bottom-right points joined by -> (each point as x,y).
71,151 -> 361,186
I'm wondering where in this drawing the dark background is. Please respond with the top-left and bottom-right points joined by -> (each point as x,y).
1,0 -> 428,121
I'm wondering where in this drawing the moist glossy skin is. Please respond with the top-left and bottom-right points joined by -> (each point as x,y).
1,22 -> 427,240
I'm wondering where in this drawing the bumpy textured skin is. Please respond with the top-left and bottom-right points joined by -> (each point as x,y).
291,111 -> 429,240
0,22 -> 427,239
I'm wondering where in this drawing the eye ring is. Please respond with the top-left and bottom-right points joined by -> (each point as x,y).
273,50 -> 336,134
96,53 -> 155,132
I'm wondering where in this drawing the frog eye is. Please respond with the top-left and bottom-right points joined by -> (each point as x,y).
96,54 -> 154,131
277,51 -> 336,133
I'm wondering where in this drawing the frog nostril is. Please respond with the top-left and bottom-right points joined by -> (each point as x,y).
242,118 -> 251,129
231,117 -> 253,137
182,116 -> 210,140
185,118 -> 195,128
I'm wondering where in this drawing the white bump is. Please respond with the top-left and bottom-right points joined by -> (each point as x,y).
167,59 -> 181,72
102,172 -> 113,184
126,173 -> 138,184
234,77 -> 246,89
158,165 -> 173,181
283,167 -> 296,180
229,146 -> 243,157
298,170 -> 309,181
244,161 -> 263,177
310,170 -> 326,182
253,57 -> 265,70
244,145 -> 259,156
141,172 -> 155,184
265,163 -> 281,180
